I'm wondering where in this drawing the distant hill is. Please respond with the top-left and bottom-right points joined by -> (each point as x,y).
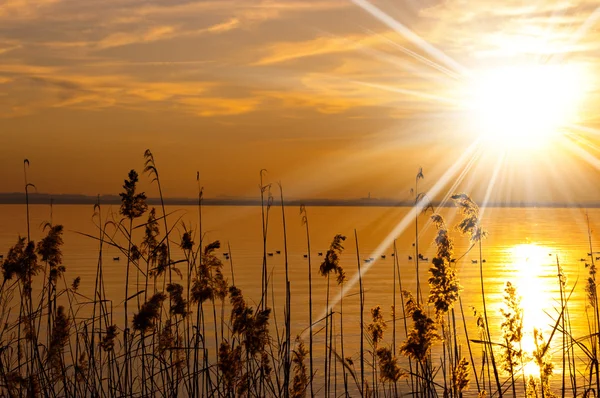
0,192 -> 411,206
0,192 -> 596,208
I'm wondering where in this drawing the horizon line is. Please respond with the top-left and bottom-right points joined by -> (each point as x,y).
0,192 -> 597,208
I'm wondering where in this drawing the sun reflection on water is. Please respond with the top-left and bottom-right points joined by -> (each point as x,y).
505,244 -> 555,376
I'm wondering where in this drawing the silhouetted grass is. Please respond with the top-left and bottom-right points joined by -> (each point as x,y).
1,157 -> 600,397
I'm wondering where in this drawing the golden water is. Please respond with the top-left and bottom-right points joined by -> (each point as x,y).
0,204 -> 597,396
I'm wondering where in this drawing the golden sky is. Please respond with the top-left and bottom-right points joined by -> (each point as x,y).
2,0 -> 600,204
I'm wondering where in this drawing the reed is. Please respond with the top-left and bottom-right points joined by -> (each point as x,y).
354,229 -> 365,396
499,281 -> 523,397
394,239 -> 415,393
318,234 -> 346,396
2,157 -> 600,397
299,205 -> 315,398
278,183 -> 291,398
452,193 -> 502,396
118,169 -> 148,395
412,167 -> 425,305
290,336 -> 308,398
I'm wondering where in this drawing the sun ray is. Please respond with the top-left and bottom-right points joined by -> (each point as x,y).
568,124 -> 600,137
351,0 -> 468,76
308,140 -> 480,333
556,134 -> 600,231
367,29 -> 462,80
551,6 -> 600,64
355,81 -> 459,106
408,148 -> 483,259
409,147 -> 483,255
354,30 -> 461,86
561,134 -> 600,171
566,126 -> 600,155
478,152 -> 506,220
344,37 -> 458,86
538,150 -> 593,239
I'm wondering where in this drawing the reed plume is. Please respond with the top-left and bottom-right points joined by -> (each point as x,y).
142,208 -> 160,259
499,281 -> 524,396
99,325 -> 119,352
48,306 -> 69,372
119,170 -> 148,220
229,286 -> 271,356
399,290 -> 439,363
319,234 -> 347,284
451,193 -> 487,242
37,224 -> 65,283
154,242 -> 171,278
180,230 -> 194,251
190,240 -> 228,304
133,292 -> 166,333
167,283 -> 188,317
71,276 -> 80,291
428,214 -> 461,319
452,357 -> 471,394
157,319 -> 176,356
375,347 -> 401,383
531,328 -> 555,398
368,305 -> 386,348
290,336 -> 309,398
219,340 -> 242,394
368,305 -> 386,396
2,238 -> 41,286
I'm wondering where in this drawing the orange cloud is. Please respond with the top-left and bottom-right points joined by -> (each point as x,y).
202,18 -> 240,34
0,0 -> 60,19
0,44 -> 21,55
177,96 -> 262,116
0,66 -> 262,118
97,25 -> 177,49
254,36 -> 357,65
0,64 -> 58,75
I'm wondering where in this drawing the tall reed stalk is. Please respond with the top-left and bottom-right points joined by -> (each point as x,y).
118,169 -> 148,395
452,193 -> 502,396
300,205 -> 314,398
413,167 -> 424,305
278,183 -> 291,398
354,229 -> 365,396
319,234 -> 346,397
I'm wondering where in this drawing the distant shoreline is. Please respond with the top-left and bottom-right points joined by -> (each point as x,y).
0,192 -> 596,208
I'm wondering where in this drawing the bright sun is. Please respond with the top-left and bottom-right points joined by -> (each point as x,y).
468,64 -> 585,149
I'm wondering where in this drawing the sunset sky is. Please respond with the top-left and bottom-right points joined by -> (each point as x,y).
2,0 -> 600,204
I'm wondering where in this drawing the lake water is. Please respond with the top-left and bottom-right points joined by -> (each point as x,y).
1,203 -> 598,396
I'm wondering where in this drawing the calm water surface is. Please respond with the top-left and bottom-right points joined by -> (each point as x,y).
1,204 -> 598,396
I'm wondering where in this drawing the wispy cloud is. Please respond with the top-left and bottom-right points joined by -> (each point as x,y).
177,96 -> 261,116
254,36 -> 362,65
0,0 -> 61,19
0,65 -> 265,118
97,26 -> 177,49
0,43 -> 21,55
202,18 -> 240,34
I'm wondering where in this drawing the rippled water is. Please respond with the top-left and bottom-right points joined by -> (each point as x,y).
1,203 -> 598,396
